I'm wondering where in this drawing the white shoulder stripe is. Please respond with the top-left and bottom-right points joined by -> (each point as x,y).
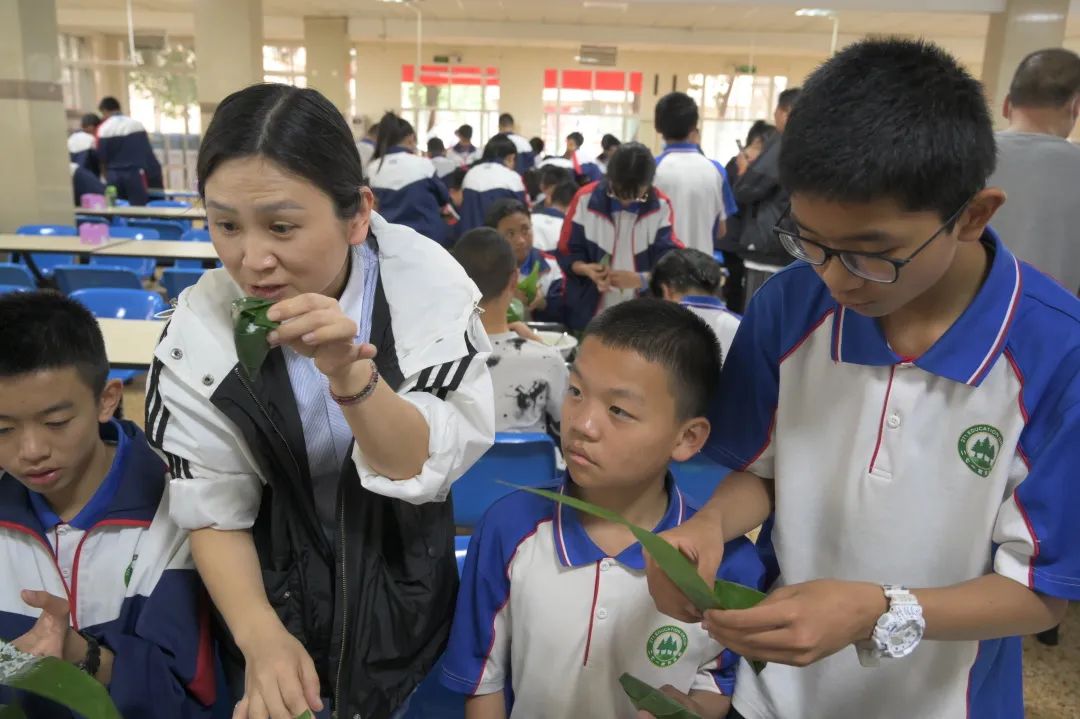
966,255 -> 1022,385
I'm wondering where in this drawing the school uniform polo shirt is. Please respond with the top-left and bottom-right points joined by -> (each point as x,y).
655,143 -> 735,256
678,295 -> 740,366
706,231 -> 1080,719
440,476 -> 765,718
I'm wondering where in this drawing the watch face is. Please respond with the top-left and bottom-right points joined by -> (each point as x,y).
875,614 -> 925,659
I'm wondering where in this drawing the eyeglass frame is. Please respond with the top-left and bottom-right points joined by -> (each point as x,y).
606,187 -> 652,204
772,198 -> 973,284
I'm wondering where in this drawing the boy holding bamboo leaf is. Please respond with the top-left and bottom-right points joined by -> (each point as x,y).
486,198 -> 563,323
440,298 -> 765,718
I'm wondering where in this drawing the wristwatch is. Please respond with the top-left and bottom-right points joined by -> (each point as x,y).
76,631 -> 101,678
856,585 -> 925,668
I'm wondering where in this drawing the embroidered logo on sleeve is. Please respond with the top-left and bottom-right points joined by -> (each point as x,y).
647,626 -> 688,668
958,425 -> 1003,477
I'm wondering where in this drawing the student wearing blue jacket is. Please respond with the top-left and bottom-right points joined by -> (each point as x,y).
0,292 -> 214,718
498,113 -> 536,174
96,96 -> 163,205
457,134 -> 528,237
368,112 -> 453,247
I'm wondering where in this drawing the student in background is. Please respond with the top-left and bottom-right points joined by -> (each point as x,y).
448,124 -> 482,166
537,165 -> 574,207
68,113 -> 101,178
532,180 -> 577,252
647,39 -> 1080,719
441,298 -> 765,719
566,132 -> 604,182
498,113 -> 535,174
650,248 -> 739,364
988,48 -> 1080,294
596,133 -> 621,173
95,96 -> 163,205
452,227 -> 567,437
356,121 -> 379,178
0,291 -> 214,718
486,198 -> 563,322
529,137 -> 546,162
427,137 -> 460,180
71,162 -> 106,205
558,142 -> 682,330
368,112 -> 453,247
654,92 -> 732,257
446,167 -> 467,211
457,134 -> 528,236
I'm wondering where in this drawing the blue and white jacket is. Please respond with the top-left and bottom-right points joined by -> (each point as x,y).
520,246 -> 564,322
531,206 -> 566,252
538,154 -> 603,183
0,420 -> 214,718
457,162 -> 528,236
506,133 -> 536,175
71,162 -> 106,205
67,130 -> 100,178
448,142 -> 482,167
97,114 -> 163,188
557,180 -> 682,329
370,147 -> 452,247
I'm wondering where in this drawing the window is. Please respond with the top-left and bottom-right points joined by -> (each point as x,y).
687,73 -> 788,162
58,33 -> 95,114
401,64 -> 500,144
542,69 -> 642,160
264,45 -> 307,87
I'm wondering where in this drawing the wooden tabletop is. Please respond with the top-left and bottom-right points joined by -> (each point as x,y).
92,239 -> 218,261
76,205 -> 207,221
0,234 -> 133,254
98,318 -> 165,369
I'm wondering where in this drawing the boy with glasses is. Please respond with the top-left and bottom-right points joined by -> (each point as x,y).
645,38 -> 1080,719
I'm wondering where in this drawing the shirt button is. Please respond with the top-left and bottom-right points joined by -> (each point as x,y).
887,414 -> 901,429
596,608 -> 608,620
600,558 -> 612,571
61,569 -> 71,578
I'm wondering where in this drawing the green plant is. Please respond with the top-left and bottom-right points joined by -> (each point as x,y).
129,46 -> 197,120
0,641 -> 120,719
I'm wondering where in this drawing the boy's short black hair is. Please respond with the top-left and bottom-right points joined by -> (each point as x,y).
498,113 -> 514,127
482,134 -> 518,163
601,133 -> 621,151
540,165 -> 573,190
0,291 -> 109,396
485,198 -> 530,229
550,180 -> 579,208
530,137 -> 545,155
567,131 -> 585,147
81,113 -> 102,130
780,39 -> 995,223
452,228 -> 517,301
607,142 -> 657,199
584,298 -> 720,420
98,96 -> 121,113
776,87 -> 801,111
427,136 -> 446,155
455,123 -> 473,141
655,92 -> 699,141
1008,48 -> 1080,108
649,248 -> 723,298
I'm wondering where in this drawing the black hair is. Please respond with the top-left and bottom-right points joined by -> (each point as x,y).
523,168 -> 542,201
540,165 -> 573,190
98,96 -> 121,113
447,167 -> 467,191
482,133 -> 518,163
498,113 -> 515,128
427,136 -> 446,155
0,291 -> 109,397
1009,48 -> 1080,108
567,132 -> 585,148
81,113 -> 102,130
197,83 -> 364,220
373,111 -> 414,161
530,137 -> 545,155
583,298 -> 720,419
745,120 -> 776,148
550,180 -> 579,208
649,249 -> 723,298
366,121 -> 380,137
655,92 -> 699,141
776,87 -> 801,111
456,124 -> 473,141
452,227 -> 517,300
601,133 -> 621,151
779,39 -> 995,223
606,142 -> 657,199
485,198 -> 530,229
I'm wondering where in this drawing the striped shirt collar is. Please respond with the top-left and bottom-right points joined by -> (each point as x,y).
829,230 -> 1022,387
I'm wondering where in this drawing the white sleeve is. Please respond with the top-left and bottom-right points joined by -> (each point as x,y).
545,353 -> 568,424
353,312 -> 495,504
147,358 -> 264,531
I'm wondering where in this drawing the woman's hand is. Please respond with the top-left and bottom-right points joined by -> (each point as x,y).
267,294 -> 377,382
608,270 -> 643,290
234,621 -> 323,719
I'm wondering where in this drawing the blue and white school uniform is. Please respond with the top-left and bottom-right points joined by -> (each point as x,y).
708,232 -> 1080,719
356,137 -> 376,176
71,161 -> 106,205
520,246 -> 564,322
457,161 -> 528,235
538,154 -> 603,183
679,295 -> 740,365
67,130 -> 100,178
96,114 -> 163,205
0,420 -> 214,718
448,142 -> 482,167
506,133 -> 536,174
531,206 -> 566,252
654,143 -> 736,256
440,477 -> 765,718
369,147 -> 452,247
431,154 -> 460,179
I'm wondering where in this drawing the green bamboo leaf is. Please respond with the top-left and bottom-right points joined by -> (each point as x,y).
714,579 -> 766,611
517,261 -> 542,303
619,673 -> 701,719
232,297 -> 280,379
295,712 -> 314,719
506,297 -> 526,324
0,642 -> 120,719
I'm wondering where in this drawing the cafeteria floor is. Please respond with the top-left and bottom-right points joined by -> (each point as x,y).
121,378 -> 1080,718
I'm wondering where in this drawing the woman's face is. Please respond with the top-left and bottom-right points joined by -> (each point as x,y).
205,155 -> 372,302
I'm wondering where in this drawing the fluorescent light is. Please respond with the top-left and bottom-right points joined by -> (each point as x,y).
796,8 -> 837,17
584,1 -> 629,10
377,0 -> 406,4
1016,12 -> 1064,22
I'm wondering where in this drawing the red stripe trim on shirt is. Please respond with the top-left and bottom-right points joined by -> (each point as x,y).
966,256 -> 1022,386
868,365 -> 897,474
69,519 -> 152,631
187,589 -> 217,706
582,561 -> 602,666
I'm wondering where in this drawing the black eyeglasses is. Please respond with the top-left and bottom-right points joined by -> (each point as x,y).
772,200 -> 972,284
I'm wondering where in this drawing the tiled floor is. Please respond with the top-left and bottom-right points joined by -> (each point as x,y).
121,379 -> 1080,717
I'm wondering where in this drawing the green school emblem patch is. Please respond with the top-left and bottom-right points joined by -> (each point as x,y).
958,425 -> 1003,477
646,626 -> 688,668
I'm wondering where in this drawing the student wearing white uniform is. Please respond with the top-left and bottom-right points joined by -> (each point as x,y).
654,92 -> 732,256
452,228 -> 567,436
531,180 -> 577,253
149,84 -> 494,719
448,124 -> 482,167
441,299 -> 765,719
650,249 -> 739,365
457,135 -> 528,237
68,113 -> 101,178
646,40 -> 1080,719
356,122 -> 378,178
498,113 -> 535,174
427,137 -> 460,179
595,133 -> 620,174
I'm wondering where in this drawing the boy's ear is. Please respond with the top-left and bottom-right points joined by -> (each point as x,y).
956,188 -> 1006,245
96,378 -> 124,423
670,416 -> 711,463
